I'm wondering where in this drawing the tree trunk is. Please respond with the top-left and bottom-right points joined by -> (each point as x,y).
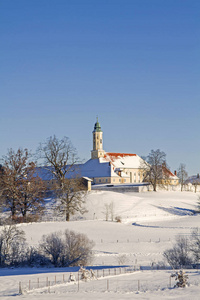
66,212 -> 70,221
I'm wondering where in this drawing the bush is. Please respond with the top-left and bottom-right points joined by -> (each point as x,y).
190,228 -> 200,262
24,246 -> 51,267
163,236 -> 193,269
39,229 -> 95,267
0,225 -> 26,267
115,216 -> 121,223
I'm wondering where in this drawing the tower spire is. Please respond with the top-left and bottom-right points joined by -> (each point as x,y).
91,118 -> 105,159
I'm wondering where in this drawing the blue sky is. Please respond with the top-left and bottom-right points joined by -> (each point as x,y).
0,0 -> 199,175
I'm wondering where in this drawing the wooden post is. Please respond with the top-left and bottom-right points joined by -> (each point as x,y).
37,278 -> 39,288
46,277 -> 48,287
55,275 -> 56,285
63,274 -> 65,283
19,282 -> 22,294
138,280 -> 140,292
78,272 -> 79,292
48,281 -> 50,293
29,280 -> 31,291
97,269 -> 99,278
109,269 -> 110,275
103,269 -> 104,277
169,276 -> 171,288
107,279 -> 109,291
115,268 -> 116,275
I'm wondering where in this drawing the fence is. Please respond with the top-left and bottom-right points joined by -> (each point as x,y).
19,266 -> 138,294
19,267 -> 200,295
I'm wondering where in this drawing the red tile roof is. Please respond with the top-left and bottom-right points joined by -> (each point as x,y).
105,153 -> 136,158
104,152 -> 136,163
162,165 -> 176,177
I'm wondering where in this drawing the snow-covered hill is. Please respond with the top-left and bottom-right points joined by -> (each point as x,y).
1,190 -> 200,299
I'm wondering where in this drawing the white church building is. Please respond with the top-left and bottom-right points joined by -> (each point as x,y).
80,119 -> 147,185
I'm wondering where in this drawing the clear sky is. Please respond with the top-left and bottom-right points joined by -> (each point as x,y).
0,0 -> 199,175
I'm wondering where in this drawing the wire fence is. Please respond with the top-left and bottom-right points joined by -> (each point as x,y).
19,267 -> 200,295
19,266 -> 138,294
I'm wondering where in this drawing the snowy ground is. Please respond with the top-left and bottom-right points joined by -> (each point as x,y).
1,190 -> 200,299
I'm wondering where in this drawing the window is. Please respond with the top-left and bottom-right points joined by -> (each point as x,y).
113,179 -> 115,182
100,139 -> 102,143
99,179 -> 101,183
124,179 -> 126,182
119,179 -> 121,182
106,179 -> 107,182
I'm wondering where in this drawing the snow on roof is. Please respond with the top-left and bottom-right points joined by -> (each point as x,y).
104,152 -> 145,169
82,176 -> 93,181
80,159 -> 111,178
162,166 -> 179,179
185,175 -> 200,184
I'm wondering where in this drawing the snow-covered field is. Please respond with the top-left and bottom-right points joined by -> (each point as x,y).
1,190 -> 200,299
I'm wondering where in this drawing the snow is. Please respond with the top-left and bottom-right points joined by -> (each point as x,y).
1,190 -> 200,299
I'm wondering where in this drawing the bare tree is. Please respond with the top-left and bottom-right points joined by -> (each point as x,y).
0,225 -> 26,266
63,229 -> 94,267
40,229 -> 94,267
142,149 -> 167,191
55,178 -> 87,221
0,148 -> 45,221
190,228 -> 200,262
163,236 -> 193,269
38,136 -> 87,221
40,232 -> 64,266
17,162 -> 45,222
177,163 -> 188,191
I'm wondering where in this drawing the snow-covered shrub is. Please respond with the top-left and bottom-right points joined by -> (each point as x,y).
0,225 -> 26,267
171,270 -> 189,287
116,254 -> 128,265
40,232 -> 64,266
24,246 -> 52,267
163,236 -> 193,269
39,229 -> 95,267
190,227 -> 200,262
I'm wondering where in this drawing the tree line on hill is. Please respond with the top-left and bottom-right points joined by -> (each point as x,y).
0,135 -> 191,224
0,135 -> 87,224
0,224 -> 94,268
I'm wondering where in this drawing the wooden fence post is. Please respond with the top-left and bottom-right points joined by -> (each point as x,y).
46,277 -> 48,287
107,279 -> 109,291
78,272 -> 79,292
19,282 -> 22,294
138,280 -> 140,292
29,280 -> 31,291
48,281 -> 50,293
63,274 -> 65,283
37,278 -> 39,288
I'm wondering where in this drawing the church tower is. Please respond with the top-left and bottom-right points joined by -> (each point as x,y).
91,118 -> 105,159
